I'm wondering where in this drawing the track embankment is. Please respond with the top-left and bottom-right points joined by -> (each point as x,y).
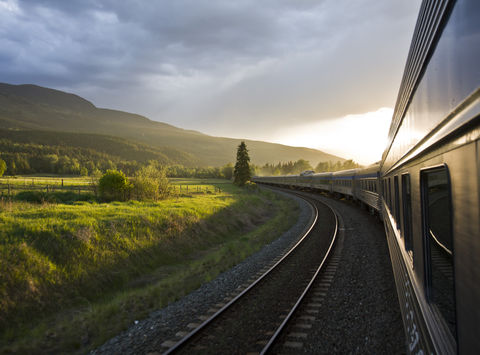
92,188 -> 405,354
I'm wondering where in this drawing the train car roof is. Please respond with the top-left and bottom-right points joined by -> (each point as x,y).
312,172 -> 333,177
332,168 -> 361,177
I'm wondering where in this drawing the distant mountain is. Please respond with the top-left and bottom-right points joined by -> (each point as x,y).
0,83 -> 344,166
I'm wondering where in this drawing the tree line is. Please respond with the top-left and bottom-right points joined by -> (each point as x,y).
0,139 -> 235,179
0,136 -> 360,181
253,159 -> 361,176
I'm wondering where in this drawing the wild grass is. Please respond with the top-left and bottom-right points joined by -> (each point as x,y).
0,181 -> 299,354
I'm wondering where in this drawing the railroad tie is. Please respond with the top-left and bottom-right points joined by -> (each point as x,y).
288,332 -> 308,339
283,341 -> 304,349
294,323 -> 312,329
160,340 -> 177,348
187,322 -> 201,329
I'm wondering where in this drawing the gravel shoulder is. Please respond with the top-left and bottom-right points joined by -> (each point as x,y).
303,193 -> 405,354
91,189 -> 313,355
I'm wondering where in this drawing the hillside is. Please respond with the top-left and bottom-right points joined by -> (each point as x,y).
0,129 -> 196,165
0,83 -> 344,166
0,129 -> 199,176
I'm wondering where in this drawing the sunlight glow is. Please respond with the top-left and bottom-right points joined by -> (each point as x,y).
273,108 -> 393,165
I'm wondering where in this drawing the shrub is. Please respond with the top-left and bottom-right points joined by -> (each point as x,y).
99,170 -> 131,202
133,165 -> 171,201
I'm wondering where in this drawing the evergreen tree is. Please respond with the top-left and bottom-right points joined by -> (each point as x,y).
233,141 -> 251,186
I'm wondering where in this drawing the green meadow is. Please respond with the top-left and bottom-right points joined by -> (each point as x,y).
0,179 -> 299,354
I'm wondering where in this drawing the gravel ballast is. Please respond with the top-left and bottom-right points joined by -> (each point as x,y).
301,192 -> 405,354
91,189 -> 313,355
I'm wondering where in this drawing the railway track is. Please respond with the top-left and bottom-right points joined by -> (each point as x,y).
162,190 -> 339,354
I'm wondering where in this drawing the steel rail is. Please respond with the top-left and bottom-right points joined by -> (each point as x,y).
163,193 -> 319,355
260,192 -> 339,354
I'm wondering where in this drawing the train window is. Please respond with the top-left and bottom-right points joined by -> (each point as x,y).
401,174 -> 413,254
421,166 -> 456,339
388,178 -> 392,209
385,179 -> 389,205
394,176 -> 400,228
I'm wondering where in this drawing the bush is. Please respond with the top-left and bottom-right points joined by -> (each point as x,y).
133,165 -> 171,201
99,170 -> 131,202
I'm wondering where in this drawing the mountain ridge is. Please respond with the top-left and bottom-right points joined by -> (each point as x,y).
0,82 -> 345,166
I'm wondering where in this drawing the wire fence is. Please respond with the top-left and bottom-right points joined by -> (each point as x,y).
0,181 -> 222,199
0,183 -> 95,199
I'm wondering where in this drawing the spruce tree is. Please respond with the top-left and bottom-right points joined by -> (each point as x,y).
233,141 -> 251,186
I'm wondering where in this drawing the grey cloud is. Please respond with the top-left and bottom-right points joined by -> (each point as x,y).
1,0 -> 419,141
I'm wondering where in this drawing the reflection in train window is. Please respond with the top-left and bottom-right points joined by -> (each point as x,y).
401,174 -> 413,254
394,176 -> 400,228
421,166 -> 456,339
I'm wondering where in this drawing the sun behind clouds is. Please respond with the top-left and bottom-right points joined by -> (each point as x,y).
273,108 -> 393,166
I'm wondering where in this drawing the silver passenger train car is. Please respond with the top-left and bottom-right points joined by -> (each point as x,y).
253,0 -> 479,353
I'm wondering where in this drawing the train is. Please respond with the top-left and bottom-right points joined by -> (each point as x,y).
252,0 -> 480,353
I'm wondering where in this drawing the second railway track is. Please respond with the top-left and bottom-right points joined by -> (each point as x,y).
163,190 -> 339,354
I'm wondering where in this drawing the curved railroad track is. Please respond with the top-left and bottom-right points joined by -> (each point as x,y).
163,190 -> 339,354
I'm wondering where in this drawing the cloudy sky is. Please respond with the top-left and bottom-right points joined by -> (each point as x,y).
0,0 -> 420,165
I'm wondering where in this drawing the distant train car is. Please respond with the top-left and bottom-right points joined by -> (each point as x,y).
355,164 -> 381,213
331,169 -> 359,198
311,172 -> 333,193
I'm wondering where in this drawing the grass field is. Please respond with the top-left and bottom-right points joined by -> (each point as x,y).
0,179 -> 299,354
0,175 -> 94,186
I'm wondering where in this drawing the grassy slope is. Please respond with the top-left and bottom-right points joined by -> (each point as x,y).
0,83 -> 344,166
0,181 -> 299,354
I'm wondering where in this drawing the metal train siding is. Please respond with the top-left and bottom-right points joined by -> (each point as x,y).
254,0 -> 480,353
